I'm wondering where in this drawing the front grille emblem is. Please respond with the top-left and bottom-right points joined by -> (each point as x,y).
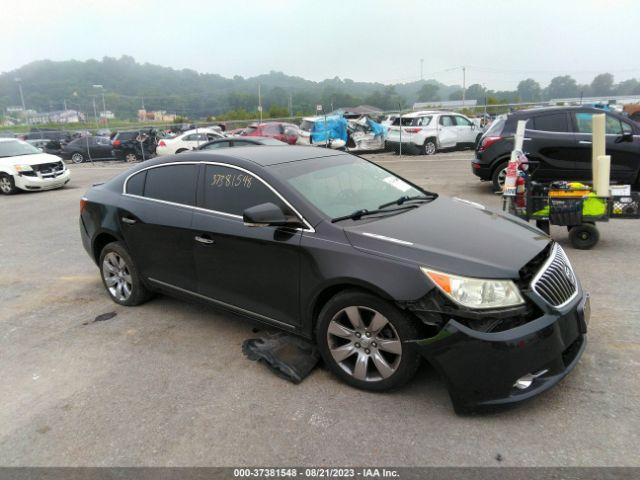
564,265 -> 575,285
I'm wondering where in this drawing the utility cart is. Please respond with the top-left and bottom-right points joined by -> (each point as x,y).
503,165 -> 640,249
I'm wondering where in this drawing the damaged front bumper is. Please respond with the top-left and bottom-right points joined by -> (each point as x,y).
413,290 -> 588,413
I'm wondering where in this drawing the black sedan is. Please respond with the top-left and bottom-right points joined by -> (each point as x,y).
62,136 -> 115,163
197,136 -> 286,150
80,146 -> 588,412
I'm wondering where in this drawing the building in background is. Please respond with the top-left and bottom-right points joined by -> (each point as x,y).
27,109 -> 86,124
137,109 -> 177,122
99,110 -> 115,120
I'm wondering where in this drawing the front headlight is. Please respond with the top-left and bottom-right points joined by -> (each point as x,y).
421,267 -> 524,309
14,164 -> 33,173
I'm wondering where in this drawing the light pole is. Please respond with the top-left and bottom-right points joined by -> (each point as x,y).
93,85 -> 107,128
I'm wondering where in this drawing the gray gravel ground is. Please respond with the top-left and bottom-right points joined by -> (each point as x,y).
0,151 -> 638,466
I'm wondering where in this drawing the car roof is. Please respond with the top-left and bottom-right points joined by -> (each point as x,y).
181,145 -> 347,167
0,138 -> 20,143
510,106 -> 608,117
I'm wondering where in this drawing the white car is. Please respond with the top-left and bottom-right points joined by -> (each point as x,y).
155,128 -> 225,156
0,138 -> 70,195
385,110 -> 481,155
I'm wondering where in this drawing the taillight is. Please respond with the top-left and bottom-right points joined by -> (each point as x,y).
112,139 -> 121,147
80,197 -> 88,213
478,136 -> 502,152
158,140 -> 166,147
405,128 -> 421,133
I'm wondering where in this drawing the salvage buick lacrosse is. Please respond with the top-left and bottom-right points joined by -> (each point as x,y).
80,146 -> 588,412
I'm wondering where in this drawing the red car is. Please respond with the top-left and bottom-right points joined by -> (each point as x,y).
242,122 -> 299,145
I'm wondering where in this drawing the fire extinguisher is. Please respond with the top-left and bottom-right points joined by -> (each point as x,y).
515,173 -> 526,209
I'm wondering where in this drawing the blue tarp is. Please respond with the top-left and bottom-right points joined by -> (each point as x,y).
310,115 -> 348,143
365,117 -> 387,138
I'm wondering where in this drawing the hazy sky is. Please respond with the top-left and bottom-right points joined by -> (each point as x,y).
3,0 -> 640,89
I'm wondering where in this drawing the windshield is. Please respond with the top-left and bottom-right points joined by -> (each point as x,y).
0,140 -> 41,158
274,155 -> 425,219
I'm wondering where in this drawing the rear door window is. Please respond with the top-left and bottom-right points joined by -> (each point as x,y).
202,165 -> 285,216
143,164 -> 198,206
531,113 -> 569,132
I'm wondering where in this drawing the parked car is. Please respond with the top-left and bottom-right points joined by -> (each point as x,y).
472,106 -> 640,191
21,129 -> 71,156
386,111 -> 480,155
20,129 -> 72,144
197,136 -> 286,150
61,136 -> 115,163
155,128 -> 225,156
26,138 -> 60,155
80,146 -> 588,413
0,138 -> 70,194
243,122 -> 299,145
111,129 -> 157,161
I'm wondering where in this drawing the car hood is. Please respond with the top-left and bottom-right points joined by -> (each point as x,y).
0,152 -> 62,166
343,196 -> 550,279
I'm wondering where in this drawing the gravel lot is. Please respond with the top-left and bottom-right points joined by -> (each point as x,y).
1,150 -> 638,466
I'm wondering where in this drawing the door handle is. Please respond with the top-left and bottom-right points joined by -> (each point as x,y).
121,216 -> 137,225
579,140 -> 592,144
195,235 -> 215,245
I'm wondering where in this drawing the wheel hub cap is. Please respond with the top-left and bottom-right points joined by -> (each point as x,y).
327,306 -> 402,382
102,252 -> 132,301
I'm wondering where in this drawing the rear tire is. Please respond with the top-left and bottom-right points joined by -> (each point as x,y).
316,290 -> 421,392
71,152 -> 85,164
491,161 -> 508,192
99,241 -> 153,306
0,174 -> 17,195
422,138 -> 437,155
124,152 -> 138,162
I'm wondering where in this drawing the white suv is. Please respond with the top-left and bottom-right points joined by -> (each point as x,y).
385,110 -> 480,155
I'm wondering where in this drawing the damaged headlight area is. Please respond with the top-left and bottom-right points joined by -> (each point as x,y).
421,267 -> 524,310
14,164 -> 34,173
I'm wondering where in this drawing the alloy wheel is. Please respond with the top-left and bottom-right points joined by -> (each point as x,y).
125,153 -> 137,162
326,306 -> 402,382
102,252 -> 133,302
424,141 -> 436,155
0,177 -> 12,193
71,153 -> 84,164
497,168 -> 507,189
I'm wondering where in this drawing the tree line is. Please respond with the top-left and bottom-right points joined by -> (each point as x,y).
1,56 -> 638,122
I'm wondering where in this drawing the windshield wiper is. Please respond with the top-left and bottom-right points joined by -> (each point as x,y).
378,192 -> 438,209
331,205 -> 418,223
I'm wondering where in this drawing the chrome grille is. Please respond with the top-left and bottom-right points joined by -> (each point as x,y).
531,244 -> 578,307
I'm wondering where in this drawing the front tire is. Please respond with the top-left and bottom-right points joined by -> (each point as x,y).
0,174 -> 17,195
99,241 -> 153,306
71,152 -> 85,164
316,290 -> 421,391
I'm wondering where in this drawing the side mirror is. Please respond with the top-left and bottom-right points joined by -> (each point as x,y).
615,132 -> 634,143
243,202 -> 301,228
